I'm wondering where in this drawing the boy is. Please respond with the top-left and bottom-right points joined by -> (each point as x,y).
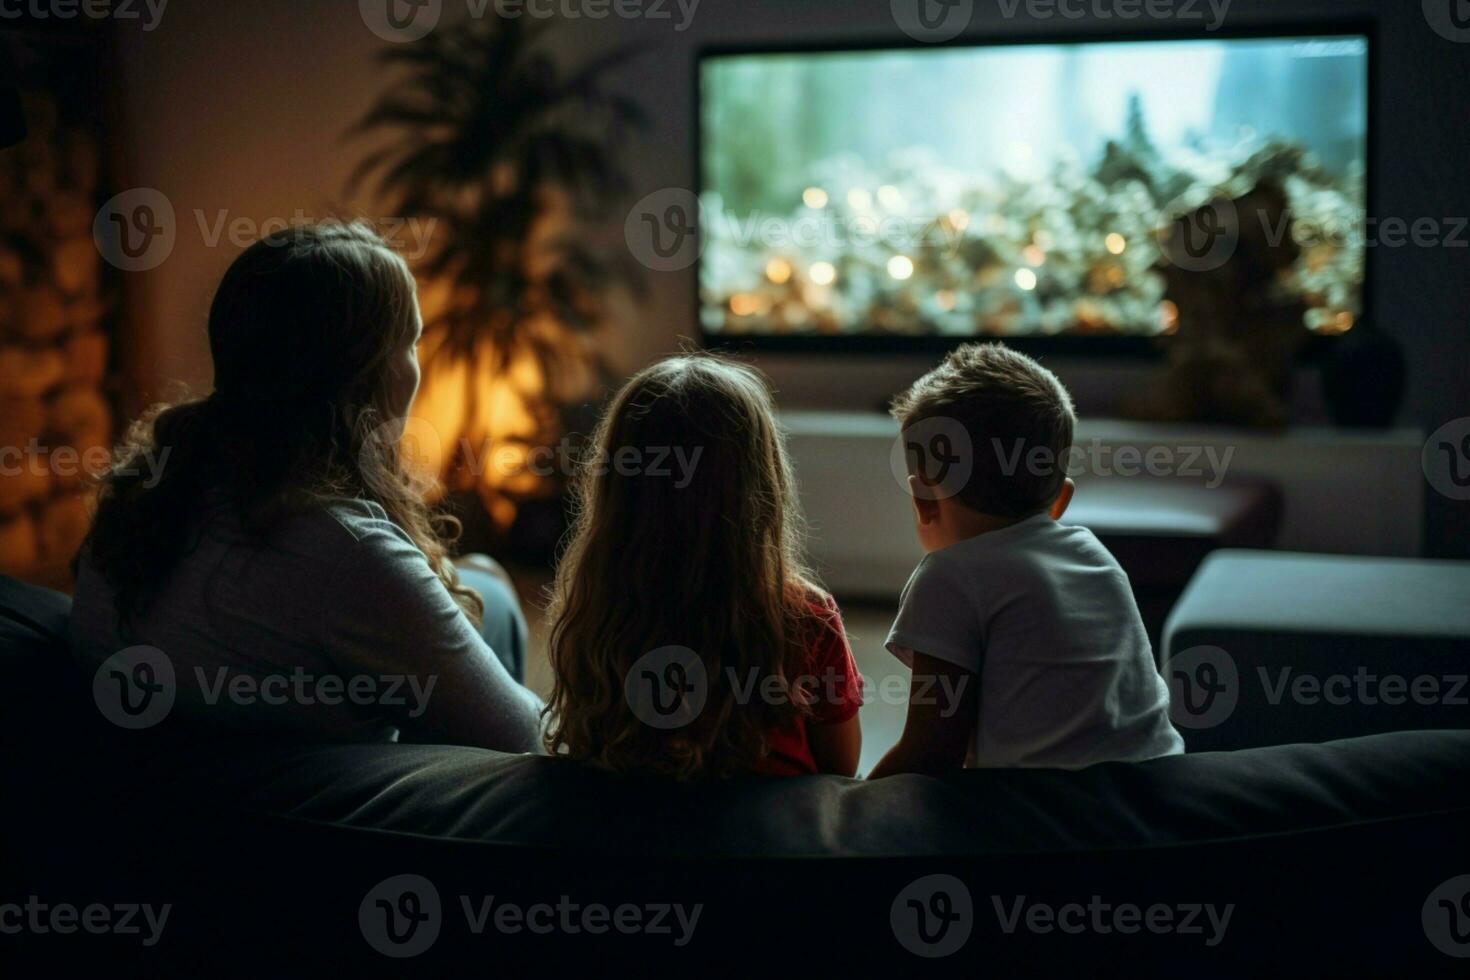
869,343 -> 1182,775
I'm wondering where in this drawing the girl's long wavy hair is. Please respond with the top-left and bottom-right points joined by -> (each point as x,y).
82,221 -> 482,627
544,354 -> 819,779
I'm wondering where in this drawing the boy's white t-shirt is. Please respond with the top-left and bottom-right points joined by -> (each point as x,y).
885,512 -> 1184,769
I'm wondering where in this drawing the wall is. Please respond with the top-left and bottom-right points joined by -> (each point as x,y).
110,0 -> 1470,554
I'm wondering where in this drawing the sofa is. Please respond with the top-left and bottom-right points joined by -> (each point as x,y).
3,575 -> 1468,976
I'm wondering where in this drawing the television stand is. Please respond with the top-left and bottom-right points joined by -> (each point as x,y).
782,411 -> 1425,599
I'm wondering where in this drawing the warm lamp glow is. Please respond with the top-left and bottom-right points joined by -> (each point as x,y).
1015,268 -> 1037,291
1106,233 -> 1127,255
887,255 -> 915,280
808,261 -> 837,286
765,257 -> 794,284
406,305 -> 569,533
802,187 -> 828,209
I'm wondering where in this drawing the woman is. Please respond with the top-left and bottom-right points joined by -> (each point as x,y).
71,222 -> 541,750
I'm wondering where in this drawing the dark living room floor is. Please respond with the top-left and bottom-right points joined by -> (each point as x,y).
511,567 -> 908,774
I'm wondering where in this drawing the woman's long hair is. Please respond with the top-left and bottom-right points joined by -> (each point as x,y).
82,221 -> 482,626
544,354 -> 821,779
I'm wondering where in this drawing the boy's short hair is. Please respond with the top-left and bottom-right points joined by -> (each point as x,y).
891,343 -> 1076,518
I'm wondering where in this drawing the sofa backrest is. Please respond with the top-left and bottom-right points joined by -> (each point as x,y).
177,730 -> 1470,858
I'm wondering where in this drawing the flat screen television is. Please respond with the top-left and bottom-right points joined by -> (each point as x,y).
697,28 -> 1371,354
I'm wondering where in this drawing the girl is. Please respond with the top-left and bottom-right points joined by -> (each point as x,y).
544,355 -> 863,779
71,221 -> 541,750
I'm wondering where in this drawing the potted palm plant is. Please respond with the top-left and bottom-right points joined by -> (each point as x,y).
348,17 -> 645,553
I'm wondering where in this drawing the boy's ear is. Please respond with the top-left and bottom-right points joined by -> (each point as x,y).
1048,478 -> 1076,520
908,476 -> 942,525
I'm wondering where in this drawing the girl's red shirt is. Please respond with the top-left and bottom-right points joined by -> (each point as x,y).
753,593 -> 864,776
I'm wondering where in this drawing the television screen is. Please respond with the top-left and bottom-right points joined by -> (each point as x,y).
698,32 -> 1368,342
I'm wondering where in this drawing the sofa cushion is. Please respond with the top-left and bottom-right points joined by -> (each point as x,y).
1163,551 -> 1470,751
